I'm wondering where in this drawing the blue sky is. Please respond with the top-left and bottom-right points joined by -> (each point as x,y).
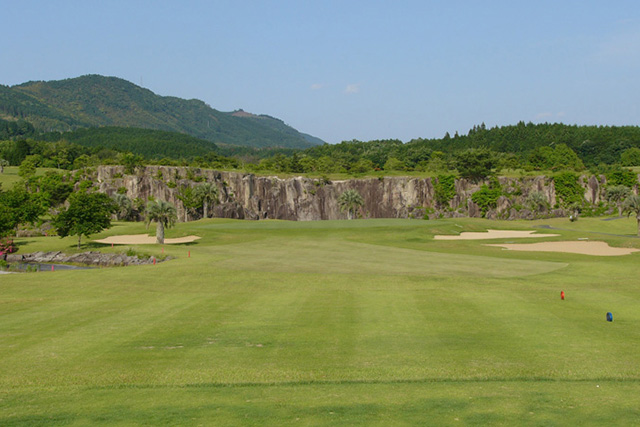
3,1 -> 640,143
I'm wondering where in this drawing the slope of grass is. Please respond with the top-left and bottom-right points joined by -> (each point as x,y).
1,217 -> 640,424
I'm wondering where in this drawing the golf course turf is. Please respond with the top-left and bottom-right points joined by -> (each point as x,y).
1,217 -> 640,425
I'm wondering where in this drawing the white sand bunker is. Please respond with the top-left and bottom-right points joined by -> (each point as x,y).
486,241 -> 639,256
434,229 -> 559,240
95,234 -> 201,245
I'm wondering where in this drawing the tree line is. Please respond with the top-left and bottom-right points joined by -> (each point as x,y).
4,120 -> 640,178
0,168 -> 189,254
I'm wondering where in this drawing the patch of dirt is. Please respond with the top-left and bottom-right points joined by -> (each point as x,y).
434,229 -> 559,240
486,241 -> 639,256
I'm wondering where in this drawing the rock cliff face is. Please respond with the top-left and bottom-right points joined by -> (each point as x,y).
94,166 -> 638,221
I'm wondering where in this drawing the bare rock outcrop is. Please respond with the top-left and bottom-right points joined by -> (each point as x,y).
92,166 -> 639,222
6,251 -> 163,266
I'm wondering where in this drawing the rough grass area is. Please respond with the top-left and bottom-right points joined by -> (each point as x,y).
1,217 -> 640,425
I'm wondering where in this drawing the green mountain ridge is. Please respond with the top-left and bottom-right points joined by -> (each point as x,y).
0,75 -> 323,149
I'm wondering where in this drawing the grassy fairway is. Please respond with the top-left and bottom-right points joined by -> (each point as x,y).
1,217 -> 640,425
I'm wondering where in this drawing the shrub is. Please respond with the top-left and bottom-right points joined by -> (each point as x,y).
581,202 -> 609,217
553,172 -> 584,208
124,247 -> 151,260
0,237 -> 17,257
606,168 -> 637,188
434,175 -> 456,207
471,180 -> 502,216
78,180 -> 95,191
525,191 -> 549,214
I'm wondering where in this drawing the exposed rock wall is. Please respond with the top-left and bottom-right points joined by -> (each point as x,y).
94,166 -> 638,221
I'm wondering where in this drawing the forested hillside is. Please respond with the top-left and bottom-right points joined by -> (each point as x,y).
0,118 -> 36,139
41,127 -> 218,159
0,75 -> 323,149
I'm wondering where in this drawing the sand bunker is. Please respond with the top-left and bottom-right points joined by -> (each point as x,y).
434,229 -> 559,240
486,241 -> 640,256
95,234 -> 201,245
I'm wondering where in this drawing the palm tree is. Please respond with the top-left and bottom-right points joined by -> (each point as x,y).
622,194 -> 640,236
605,185 -> 631,217
195,182 -> 219,219
145,200 -> 177,244
112,193 -> 132,220
525,191 -> 549,216
338,189 -> 364,220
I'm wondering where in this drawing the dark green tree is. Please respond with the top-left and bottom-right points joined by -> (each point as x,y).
549,144 -> 584,171
383,157 -> 405,171
0,186 -> 46,236
119,152 -> 145,174
18,156 -> 37,179
53,192 -> 117,249
350,159 -> 375,174
33,171 -> 74,207
454,148 -> 496,182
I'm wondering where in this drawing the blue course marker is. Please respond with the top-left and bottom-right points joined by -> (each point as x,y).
606,312 -> 613,322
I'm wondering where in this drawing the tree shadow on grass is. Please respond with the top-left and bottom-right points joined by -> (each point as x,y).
176,241 -> 199,247
81,242 -> 109,250
61,242 -> 110,251
12,240 -> 30,250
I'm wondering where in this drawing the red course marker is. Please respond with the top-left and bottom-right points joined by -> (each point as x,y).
560,291 -> 565,300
